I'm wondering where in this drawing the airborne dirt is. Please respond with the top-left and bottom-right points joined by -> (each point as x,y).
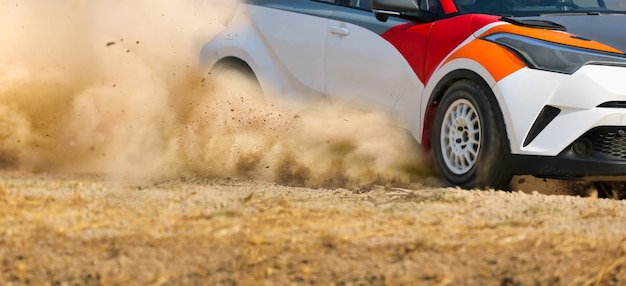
2,1 -> 626,285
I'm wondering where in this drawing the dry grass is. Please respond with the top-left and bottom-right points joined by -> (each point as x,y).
0,171 -> 626,285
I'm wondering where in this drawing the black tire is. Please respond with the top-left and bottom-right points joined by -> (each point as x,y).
594,182 -> 626,200
431,79 -> 512,190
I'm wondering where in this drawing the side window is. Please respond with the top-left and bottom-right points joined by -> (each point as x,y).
420,0 -> 439,12
349,0 -> 372,10
325,0 -> 371,10
312,0 -> 371,10
572,0 -> 602,8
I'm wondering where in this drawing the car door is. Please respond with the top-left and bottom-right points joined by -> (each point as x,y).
249,0 -> 337,95
325,3 -> 425,115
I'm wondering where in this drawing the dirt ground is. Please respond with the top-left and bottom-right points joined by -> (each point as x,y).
1,171 -> 626,285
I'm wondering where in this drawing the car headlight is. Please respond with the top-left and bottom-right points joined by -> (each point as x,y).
483,33 -> 626,74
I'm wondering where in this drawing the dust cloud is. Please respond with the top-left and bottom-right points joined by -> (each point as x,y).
0,0 -> 427,188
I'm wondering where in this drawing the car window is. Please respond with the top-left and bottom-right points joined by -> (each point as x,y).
317,0 -> 348,5
348,0 -> 372,10
320,0 -> 371,10
420,0 -> 439,12
313,0 -> 339,5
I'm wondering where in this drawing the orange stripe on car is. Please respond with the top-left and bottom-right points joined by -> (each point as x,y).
444,38 -> 526,82
442,22 -> 623,83
479,24 -> 623,54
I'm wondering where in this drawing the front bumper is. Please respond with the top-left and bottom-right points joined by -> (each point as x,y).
496,64 -> 626,157
512,126 -> 626,178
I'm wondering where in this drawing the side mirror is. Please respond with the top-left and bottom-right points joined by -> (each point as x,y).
371,0 -> 436,23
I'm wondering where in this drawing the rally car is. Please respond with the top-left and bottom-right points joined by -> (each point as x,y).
200,0 -> 626,189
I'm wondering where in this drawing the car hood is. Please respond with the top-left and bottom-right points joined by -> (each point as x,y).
516,15 -> 626,53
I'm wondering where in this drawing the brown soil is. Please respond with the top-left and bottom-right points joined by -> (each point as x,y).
2,171 -> 626,285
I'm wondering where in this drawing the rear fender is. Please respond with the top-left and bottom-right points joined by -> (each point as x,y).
199,3 -> 327,103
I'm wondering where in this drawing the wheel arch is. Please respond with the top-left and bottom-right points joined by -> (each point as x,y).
211,57 -> 258,81
204,55 -> 275,99
421,69 -> 510,157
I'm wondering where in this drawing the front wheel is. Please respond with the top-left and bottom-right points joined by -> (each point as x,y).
431,80 -> 512,190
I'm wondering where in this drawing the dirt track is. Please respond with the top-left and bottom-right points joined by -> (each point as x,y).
2,171 -> 626,285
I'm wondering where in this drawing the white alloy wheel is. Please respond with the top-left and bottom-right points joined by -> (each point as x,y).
440,99 -> 481,175
432,79 -> 511,189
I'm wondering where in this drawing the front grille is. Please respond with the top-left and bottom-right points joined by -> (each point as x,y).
586,128 -> 626,160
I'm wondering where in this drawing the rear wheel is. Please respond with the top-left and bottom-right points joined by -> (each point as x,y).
432,80 -> 512,189
209,60 -> 264,103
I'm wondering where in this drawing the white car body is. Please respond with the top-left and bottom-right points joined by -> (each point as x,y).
201,0 -> 626,189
